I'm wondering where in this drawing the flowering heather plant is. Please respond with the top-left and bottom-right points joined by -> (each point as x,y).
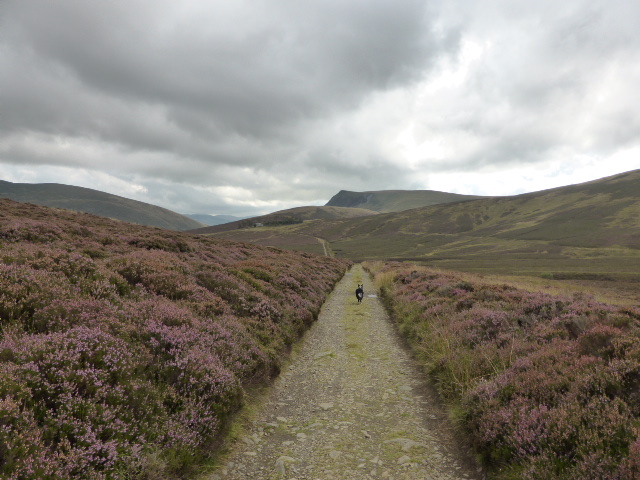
367,262 -> 640,479
0,199 -> 350,479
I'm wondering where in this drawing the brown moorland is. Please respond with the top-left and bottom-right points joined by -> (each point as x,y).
189,205 -> 378,235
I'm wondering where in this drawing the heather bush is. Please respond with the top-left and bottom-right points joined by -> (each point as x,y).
367,262 -> 640,479
0,199 -> 350,479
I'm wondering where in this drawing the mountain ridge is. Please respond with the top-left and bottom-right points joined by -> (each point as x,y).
189,205 -> 379,234
0,180 -> 204,231
325,189 -> 485,212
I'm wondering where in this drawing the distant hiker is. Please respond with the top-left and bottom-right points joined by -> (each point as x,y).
355,284 -> 364,303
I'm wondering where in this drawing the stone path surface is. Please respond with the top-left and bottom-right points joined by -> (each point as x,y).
204,264 -> 483,480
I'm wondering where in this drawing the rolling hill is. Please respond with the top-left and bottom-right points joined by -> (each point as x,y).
326,189 -> 484,212
206,169 -> 640,277
189,205 -> 378,234
0,180 -> 204,231
184,213 -> 245,226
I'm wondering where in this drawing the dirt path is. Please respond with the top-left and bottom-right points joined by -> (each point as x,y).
316,237 -> 333,257
204,264 -> 483,480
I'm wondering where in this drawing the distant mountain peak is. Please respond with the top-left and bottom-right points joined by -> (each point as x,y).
326,189 -> 484,213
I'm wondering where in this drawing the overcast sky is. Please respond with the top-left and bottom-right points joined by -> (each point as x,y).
1,1 -> 639,216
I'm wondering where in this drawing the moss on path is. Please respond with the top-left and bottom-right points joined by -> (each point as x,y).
202,264 -> 482,480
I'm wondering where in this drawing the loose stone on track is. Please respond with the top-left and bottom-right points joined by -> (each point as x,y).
204,264 -> 483,480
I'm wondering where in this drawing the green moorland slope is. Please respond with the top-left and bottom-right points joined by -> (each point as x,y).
189,205 -> 378,235
0,180 -> 204,231
208,170 -> 640,279
325,188 -> 484,212
185,213 -> 244,226
0,199 -> 350,479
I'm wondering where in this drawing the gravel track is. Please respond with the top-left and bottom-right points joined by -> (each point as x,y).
204,264 -> 483,480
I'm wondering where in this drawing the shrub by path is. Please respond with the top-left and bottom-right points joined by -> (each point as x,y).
205,264 -> 482,480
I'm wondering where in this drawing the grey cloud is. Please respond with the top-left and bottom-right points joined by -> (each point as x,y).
0,0 -> 446,205
417,0 -> 640,173
1,0 -> 640,215
3,0 -> 439,138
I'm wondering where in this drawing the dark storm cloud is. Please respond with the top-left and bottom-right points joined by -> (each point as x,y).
0,0 -> 450,215
2,0 -> 439,138
1,0 -> 640,215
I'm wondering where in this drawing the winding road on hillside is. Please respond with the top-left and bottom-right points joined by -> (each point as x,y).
204,265 -> 482,480
316,237 -> 333,257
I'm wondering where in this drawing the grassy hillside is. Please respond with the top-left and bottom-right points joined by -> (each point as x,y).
0,199 -> 350,479
0,180 -> 204,231
208,170 -> 640,279
189,205 -> 378,235
325,189 -> 484,212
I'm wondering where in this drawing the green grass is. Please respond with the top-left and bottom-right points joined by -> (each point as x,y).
205,170 -> 640,292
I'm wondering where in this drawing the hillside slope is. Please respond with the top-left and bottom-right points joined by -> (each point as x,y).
326,189 -> 484,212
209,169 -> 640,276
0,180 -> 204,231
189,205 -> 378,234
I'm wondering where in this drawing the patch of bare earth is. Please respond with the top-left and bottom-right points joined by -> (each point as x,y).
202,265 -> 483,480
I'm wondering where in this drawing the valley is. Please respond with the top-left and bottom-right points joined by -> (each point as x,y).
1,169 -> 639,479
4,2 -> 639,478
205,170 -> 640,284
